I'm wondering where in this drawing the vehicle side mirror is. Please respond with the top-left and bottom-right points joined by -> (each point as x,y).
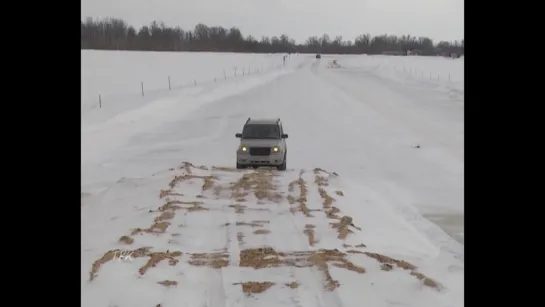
281,133 -> 288,139
235,133 -> 242,138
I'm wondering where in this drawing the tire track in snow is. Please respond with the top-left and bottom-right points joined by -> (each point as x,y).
286,169 -> 344,307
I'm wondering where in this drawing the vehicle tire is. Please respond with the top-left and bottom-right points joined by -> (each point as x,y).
236,163 -> 245,169
277,154 -> 287,171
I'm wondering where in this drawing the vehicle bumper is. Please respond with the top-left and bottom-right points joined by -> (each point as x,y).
237,153 -> 284,166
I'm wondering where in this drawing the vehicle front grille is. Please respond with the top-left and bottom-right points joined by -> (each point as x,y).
249,147 -> 271,156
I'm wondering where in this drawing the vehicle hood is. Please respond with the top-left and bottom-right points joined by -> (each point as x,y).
240,139 -> 281,147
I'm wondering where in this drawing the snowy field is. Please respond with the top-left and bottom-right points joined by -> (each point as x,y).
82,51 -> 292,125
81,50 -> 464,307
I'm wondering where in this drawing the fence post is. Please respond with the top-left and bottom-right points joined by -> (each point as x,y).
243,68 -> 245,76
234,67 -> 237,77
223,69 -> 227,80
168,76 -> 171,90
194,79 -> 197,86
141,82 -> 144,96
99,94 -> 102,108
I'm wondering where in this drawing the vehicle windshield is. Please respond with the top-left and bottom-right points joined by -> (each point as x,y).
242,124 -> 280,139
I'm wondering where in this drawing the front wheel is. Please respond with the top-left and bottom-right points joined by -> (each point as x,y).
277,155 -> 287,171
236,162 -> 245,169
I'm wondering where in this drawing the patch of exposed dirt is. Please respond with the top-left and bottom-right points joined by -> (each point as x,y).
179,161 -> 207,173
234,282 -> 275,295
159,189 -> 169,198
119,235 -> 134,245
363,252 -> 439,289
212,166 -> 240,172
237,221 -> 268,227
158,280 -> 178,287
287,194 -> 296,204
285,281 -> 299,289
159,200 -> 207,212
346,250 -> 365,254
315,175 -> 329,186
185,203 -> 209,212
331,260 -> 366,274
307,250 -> 342,291
231,171 -> 283,203
202,176 -> 216,191
188,251 -> 229,269
363,252 -> 416,270
355,243 -> 366,248
139,250 -> 183,275
289,172 -> 312,217
90,247 -> 177,281
239,247 -> 286,269
318,188 -> 335,208
304,224 -> 318,246
381,263 -> 393,271
159,200 -> 208,212
229,204 -> 246,213
159,189 -> 184,199
410,271 -> 440,289
131,221 -> 171,235
330,215 -> 361,240
313,168 -> 339,177
155,211 -> 175,222
325,207 -> 341,219
313,175 -> 345,224
253,229 -> 271,235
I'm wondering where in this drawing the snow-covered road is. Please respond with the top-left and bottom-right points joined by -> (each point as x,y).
82,54 -> 464,307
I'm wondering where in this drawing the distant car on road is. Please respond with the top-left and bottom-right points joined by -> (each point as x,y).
235,117 -> 288,170
316,54 -> 321,59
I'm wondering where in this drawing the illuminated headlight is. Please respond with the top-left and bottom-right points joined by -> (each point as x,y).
272,146 -> 280,152
240,146 -> 247,152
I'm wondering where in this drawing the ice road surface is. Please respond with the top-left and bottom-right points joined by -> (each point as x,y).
82,51 -> 464,307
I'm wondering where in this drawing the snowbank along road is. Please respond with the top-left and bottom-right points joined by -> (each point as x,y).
82,52 -> 464,307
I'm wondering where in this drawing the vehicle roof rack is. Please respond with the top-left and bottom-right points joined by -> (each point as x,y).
276,118 -> 280,124
246,117 -> 251,124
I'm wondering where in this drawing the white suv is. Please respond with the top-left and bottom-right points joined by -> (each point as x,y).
235,117 -> 288,170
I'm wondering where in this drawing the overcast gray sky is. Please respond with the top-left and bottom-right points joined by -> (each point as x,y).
81,0 -> 463,43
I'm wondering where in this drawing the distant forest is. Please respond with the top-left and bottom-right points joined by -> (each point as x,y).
81,17 -> 464,56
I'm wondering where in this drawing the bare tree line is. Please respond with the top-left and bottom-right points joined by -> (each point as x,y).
81,17 -> 464,56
